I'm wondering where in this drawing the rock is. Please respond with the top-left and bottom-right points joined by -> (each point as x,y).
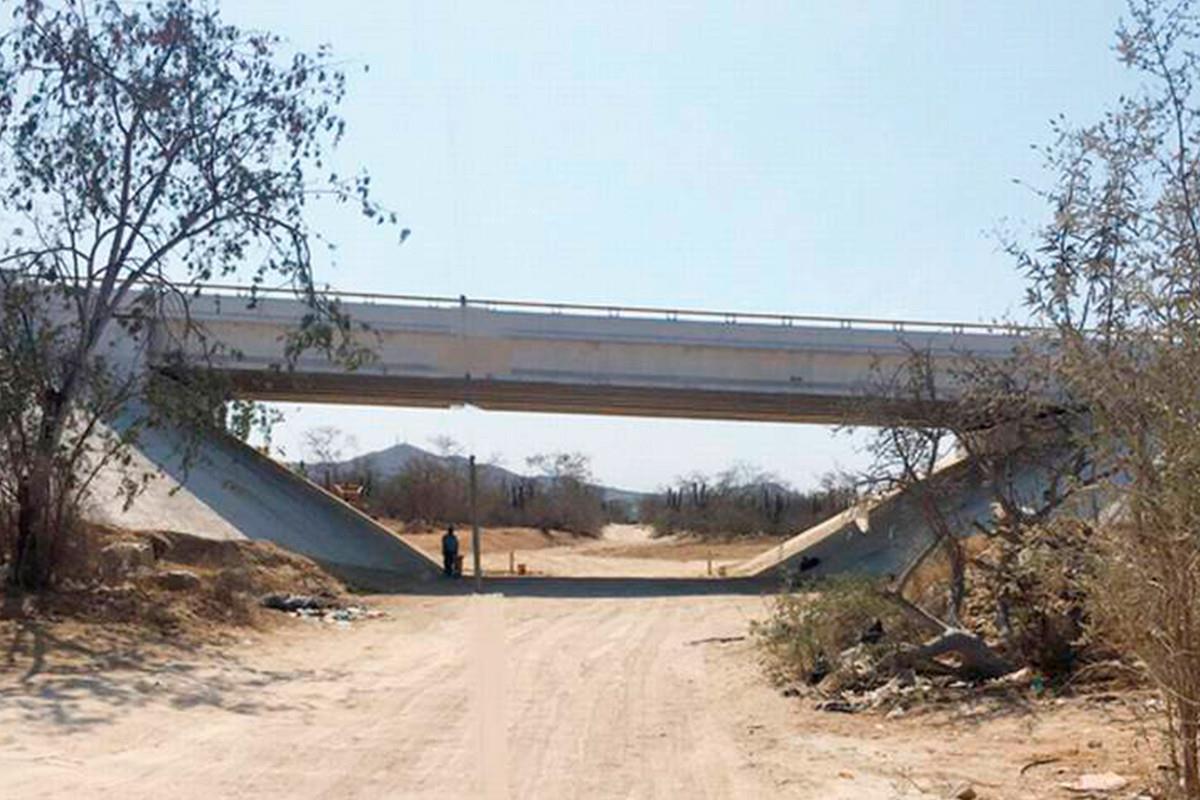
1061,772 -> 1128,793
816,670 -> 848,695
99,540 -> 155,582
155,569 -> 202,592
885,706 -> 906,720
948,782 -> 977,800
996,666 -> 1034,686
868,676 -> 904,708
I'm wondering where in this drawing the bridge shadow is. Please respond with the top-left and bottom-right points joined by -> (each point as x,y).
377,575 -> 778,599
1,616 -> 327,732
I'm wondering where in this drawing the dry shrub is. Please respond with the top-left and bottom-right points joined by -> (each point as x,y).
41,516 -> 111,585
752,577 -> 926,687
893,522 -> 1094,681
1089,519 -> 1200,797
966,521 -> 1093,678
901,536 -> 981,623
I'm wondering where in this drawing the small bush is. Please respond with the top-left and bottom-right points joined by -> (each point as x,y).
752,577 -> 925,687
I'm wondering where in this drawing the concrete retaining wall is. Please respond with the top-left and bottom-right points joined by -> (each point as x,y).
87,419 -> 438,587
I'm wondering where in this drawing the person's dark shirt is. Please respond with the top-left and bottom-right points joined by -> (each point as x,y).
442,531 -> 459,555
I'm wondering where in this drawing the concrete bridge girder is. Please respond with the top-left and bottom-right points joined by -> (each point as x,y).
157,294 -> 1026,425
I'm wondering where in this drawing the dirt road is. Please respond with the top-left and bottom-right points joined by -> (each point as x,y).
0,583 -> 1153,799
400,523 -> 779,579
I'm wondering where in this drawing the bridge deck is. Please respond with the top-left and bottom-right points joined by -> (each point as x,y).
154,286 -> 1028,424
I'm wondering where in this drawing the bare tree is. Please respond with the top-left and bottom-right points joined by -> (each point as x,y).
0,0 -> 399,589
841,344 -> 1096,680
1012,1 -> 1200,789
303,425 -> 355,487
852,347 -> 970,624
429,435 -> 463,459
525,452 -> 604,535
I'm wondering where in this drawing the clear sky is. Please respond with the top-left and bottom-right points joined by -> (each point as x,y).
224,1 -> 1134,491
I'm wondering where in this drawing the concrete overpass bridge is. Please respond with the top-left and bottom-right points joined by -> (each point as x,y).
154,286 -> 1029,425
92,285 -> 1038,586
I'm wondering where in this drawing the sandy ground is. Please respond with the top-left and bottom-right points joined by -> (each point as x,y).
0,525 -> 1159,799
400,523 -> 783,578
1,593 -> 1158,799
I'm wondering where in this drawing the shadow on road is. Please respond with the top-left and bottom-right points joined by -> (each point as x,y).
1,615 -> 330,731
382,576 -> 778,599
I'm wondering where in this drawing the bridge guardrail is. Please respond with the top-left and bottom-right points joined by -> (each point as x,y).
183,281 -> 1038,337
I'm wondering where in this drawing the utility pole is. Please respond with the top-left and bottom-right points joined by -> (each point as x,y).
470,454 -> 482,592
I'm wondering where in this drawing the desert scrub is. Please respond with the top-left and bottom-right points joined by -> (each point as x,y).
752,577 -> 925,687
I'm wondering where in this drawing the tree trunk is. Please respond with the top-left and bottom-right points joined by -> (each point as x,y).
1182,713 -> 1199,799
10,465 -> 52,591
9,390 -> 69,592
947,538 -> 966,627
9,480 -> 35,590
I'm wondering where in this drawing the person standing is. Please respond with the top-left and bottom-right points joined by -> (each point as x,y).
441,524 -> 460,578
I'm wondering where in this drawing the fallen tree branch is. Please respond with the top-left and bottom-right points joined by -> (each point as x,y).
1020,756 -> 1061,776
910,629 -> 1014,679
685,635 -> 747,646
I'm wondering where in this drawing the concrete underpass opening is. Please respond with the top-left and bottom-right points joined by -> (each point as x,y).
107,286 -> 1034,588
227,400 -> 887,586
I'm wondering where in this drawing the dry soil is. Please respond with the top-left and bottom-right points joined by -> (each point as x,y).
0,526 -> 1159,799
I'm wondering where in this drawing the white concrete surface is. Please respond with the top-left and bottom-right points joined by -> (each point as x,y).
734,449 -> 1092,582
156,291 -> 1029,424
87,415 -> 438,584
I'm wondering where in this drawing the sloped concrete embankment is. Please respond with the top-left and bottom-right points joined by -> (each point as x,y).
734,454 -> 1077,582
88,420 -> 438,588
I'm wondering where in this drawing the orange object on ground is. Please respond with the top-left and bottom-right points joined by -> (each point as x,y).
331,483 -> 366,510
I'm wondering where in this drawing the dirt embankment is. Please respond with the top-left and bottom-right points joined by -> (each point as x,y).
5,524 -> 346,638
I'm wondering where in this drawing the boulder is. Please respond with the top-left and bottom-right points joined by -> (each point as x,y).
99,540 -> 155,582
948,782 -> 977,800
155,569 -> 202,592
1061,773 -> 1128,793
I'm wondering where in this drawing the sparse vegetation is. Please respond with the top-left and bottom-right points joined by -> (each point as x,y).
750,4 -> 1200,795
753,577 -> 926,689
1011,1 -> 1200,792
15,521 -> 345,634
640,466 -> 857,540
361,449 -> 610,536
0,0 -> 395,592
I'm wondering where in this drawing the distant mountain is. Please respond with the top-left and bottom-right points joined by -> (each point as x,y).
299,443 -> 651,508
309,442 -> 430,477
